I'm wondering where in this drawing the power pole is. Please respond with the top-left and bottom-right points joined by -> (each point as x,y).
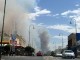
0,0 -> 6,60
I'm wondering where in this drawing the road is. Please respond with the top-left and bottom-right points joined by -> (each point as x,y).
2,56 -> 53,60
1,56 -> 80,60
53,57 -> 80,60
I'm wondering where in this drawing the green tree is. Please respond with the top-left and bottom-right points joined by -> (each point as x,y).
51,51 -> 56,56
4,44 -> 11,55
25,46 -> 35,56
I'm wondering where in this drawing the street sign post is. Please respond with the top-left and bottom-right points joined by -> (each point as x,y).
11,34 -> 16,41
11,34 -> 16,55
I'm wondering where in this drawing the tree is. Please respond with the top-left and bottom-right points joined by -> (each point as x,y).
4,44 -> 11,55
15,46 -> 25,56
25,46 -> 35,56
51,51 -> 56,56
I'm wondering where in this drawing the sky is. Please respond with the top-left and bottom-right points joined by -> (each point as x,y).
30,0 -> 80,51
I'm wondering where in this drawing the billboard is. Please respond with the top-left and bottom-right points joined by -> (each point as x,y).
76,33 -> 80,45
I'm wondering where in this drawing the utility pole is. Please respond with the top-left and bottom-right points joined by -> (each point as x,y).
0,0 -> 6,60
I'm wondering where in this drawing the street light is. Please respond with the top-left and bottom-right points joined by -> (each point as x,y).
53,40 -> 57,52
59,33 -> 63,49
70,18 -> 77,57
28,25 -> 35,47
70,19 -> 77,34
70,19 -> 77,45
0,0 -> 6,60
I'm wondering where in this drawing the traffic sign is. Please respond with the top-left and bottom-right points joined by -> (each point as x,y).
11,34 -> 16,41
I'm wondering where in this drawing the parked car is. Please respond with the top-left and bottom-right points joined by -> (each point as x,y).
55,53 -> 62,57
62,50 -> 75,59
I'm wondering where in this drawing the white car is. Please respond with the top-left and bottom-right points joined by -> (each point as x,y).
55,53 -> 62,57
62,50 -> 75,59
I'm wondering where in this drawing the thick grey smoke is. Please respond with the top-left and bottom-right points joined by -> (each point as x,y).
39,28 -> 50,53
0,0 -> 50,52
0,0 -> 37,46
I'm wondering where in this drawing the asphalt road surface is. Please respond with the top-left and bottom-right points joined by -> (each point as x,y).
54,57 -> 80,60
1,56 -> 80,60
2,56 -> 53,60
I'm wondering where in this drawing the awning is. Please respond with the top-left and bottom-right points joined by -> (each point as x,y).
0,42 -> 9,44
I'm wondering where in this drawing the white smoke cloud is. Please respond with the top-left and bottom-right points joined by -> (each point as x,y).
0,0 -> 51,52
0,0 -> 37,46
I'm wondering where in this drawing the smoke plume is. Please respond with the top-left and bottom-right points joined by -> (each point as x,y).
39,28 -> 50,53
0,0 -> 36,46
0,0 -> 50,52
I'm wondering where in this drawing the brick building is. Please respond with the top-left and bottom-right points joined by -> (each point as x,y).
68,33 -> 80,57
68,33 -> 76,49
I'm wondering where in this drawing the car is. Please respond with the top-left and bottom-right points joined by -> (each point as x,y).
55,53 -> 62,57
36,51 -> 43,56
62,50 -> 75,59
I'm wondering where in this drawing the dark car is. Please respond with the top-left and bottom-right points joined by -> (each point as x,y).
36,51 -> 43,56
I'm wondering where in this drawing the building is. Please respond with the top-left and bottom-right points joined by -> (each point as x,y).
68,33 -> 80,57
16,35 -> 26,47
68,33 -> 76,49
9,34 -> 26,47
0,33 -> 10,45
68,33 -> 80,49
0,33 -> 26,47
